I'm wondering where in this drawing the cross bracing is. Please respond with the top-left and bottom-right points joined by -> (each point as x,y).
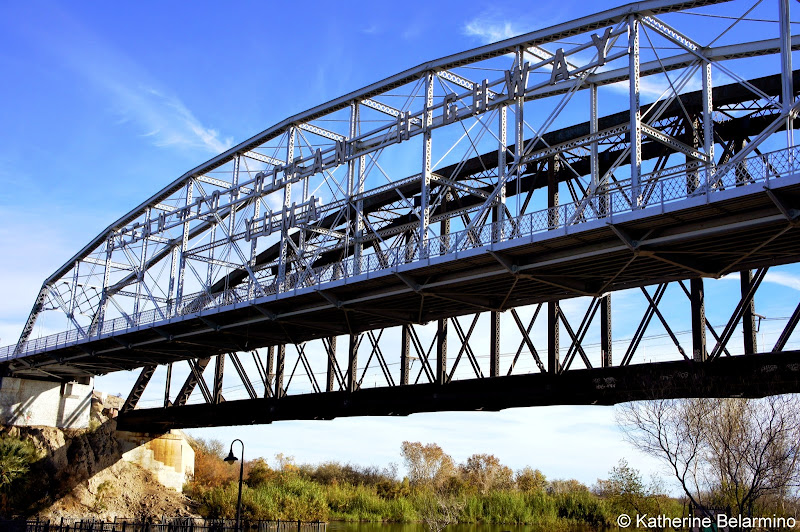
3,0 -> 800,427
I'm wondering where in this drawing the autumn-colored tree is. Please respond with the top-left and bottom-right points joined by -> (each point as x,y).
187,437 -> 237,490
515,466 -> 547,492
400,442 -> 455,488
459,453 -> 513,494
401,442 -> 463,532
245,458 -> 274,489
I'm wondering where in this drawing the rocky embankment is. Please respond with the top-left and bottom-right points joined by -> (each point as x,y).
4,394 -> 196,520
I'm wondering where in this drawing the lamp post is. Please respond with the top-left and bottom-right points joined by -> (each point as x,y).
224,439 -> 245,531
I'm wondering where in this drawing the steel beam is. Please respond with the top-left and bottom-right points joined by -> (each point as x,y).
600,294 -> 612,367
741,269 -> 758,355
123,365 -> 156,412
436,319 -> 448,386
213,354 -> 225,404
691,277 -> 707,362
348,334 -> 359,393
490,311 -> 501,377
401,324 -> 411,385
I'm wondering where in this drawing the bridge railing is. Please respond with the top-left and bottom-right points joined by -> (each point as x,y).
3,145 -> 798,360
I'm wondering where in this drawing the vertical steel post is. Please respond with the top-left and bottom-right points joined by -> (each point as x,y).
173,180 -> 194,311
420,71 -> 434,254
401,325 -> 411,385
741,270 -> 758,354
494,102 -> 507,240
590,83 -> 604,213
275,344 -> 286,398
690,278 -> 707,362
213,354 -> 225,404
326,337 -> 337,393
547,153 -> 560,373
93,237 -> 114,335
548,302 -> 560,374
349,102 -> 365,274
229,155 -> 240,239
514,47 -> 525,218
490,311 -> 501,377
164,362 -> 172,407
780,0 -> 794,147
547,156 -> 560,228
628,15 -> 642,207
348,334 -> 359,392
133,209 -> 149,320
701,61 -> 715,177
265,346 -> 275,398
600,294 -> 612,367
436,318 -> 448,385
248,166 -> 261,300
278,128 -> 295,291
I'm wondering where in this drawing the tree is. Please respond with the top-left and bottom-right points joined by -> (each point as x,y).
400,442 -> 455,488
516,466 -> 547,492
245,458 -> 273,489
617,395 -> 800,515
401,442 -> 462,532
459,453 -> 513,494
0,435 -> 39,514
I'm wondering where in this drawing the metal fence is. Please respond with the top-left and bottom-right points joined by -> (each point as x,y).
2,518 -> 327,532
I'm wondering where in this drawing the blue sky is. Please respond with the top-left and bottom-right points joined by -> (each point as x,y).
2,0 -> 800,490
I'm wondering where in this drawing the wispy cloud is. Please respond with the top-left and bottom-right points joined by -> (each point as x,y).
463,19 -> 523,44
723,270 -> 800,292
463,9 -> 563,46
19,6 -> 231,155
104,81 -> 232,154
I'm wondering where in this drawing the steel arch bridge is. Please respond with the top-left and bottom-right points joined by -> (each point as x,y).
4,0 -> 800,431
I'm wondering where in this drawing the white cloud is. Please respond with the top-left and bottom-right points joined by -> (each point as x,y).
765,271 -> 800,291
103,82 -> 232,154
721,270 -> 800,292
463,19 -> 522,44
25,7 -> 232,156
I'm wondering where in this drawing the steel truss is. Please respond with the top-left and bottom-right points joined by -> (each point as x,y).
2,0 -> 800,424
116,270 -> 800,430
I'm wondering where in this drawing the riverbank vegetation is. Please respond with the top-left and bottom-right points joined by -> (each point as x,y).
185,439 -> 681,530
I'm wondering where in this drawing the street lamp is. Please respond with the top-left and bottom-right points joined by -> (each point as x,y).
224,439 -> 245,531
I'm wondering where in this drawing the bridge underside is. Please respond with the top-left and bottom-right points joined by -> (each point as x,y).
117,349 -> 800,431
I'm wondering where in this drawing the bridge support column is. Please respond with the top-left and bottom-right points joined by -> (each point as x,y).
0,377 -> 92,429
401,325 -> 411,385
264,346 -> 275,398
213,354 -> 224,404
348,334 -> 359,392
490,311 -> 501,377
548,303 -> 560,374
436,319 -> 448,385
164,363 -> 172,408
275,345 -> 286,398
741,270 -> 758,355
691,278 -> 707,362
600,295 -> 612,367
325,337 -> 337,393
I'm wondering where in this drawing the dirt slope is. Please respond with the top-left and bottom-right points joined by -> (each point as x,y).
4,395 -> 197,520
